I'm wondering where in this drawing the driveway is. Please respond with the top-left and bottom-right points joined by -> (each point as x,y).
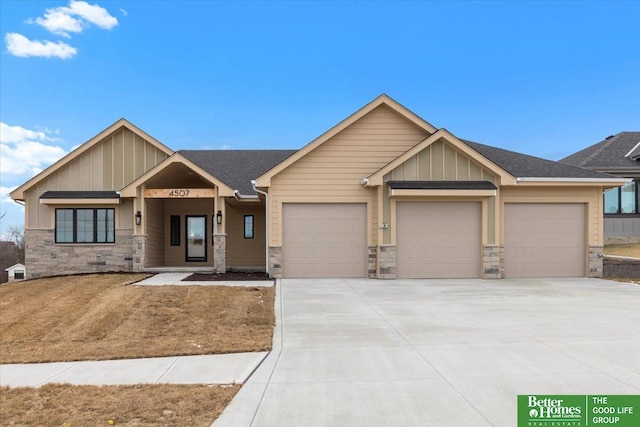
215,278 -> 640,426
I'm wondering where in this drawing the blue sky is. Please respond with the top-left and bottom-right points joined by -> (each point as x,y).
1,0 -> 639,235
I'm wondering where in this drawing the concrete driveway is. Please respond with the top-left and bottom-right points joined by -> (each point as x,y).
215,278 -> 640,427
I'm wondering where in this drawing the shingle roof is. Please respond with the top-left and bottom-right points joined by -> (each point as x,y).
180,150 -> 297,195
463,139 -> 616,179
388,181 -> 497,190
559,132 -> 640,169
40,191 -> 120,199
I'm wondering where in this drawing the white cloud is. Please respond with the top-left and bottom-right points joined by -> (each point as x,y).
32,10 -> 83,38
5,32 -> 77,59
119,8 -> 128,17
221,144 -> 231,150
31,1 -> 118,36
0,186 -> 18,206
0,123 -> 67,176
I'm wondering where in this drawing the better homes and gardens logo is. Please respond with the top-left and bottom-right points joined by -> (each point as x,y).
518,395 -> 640,427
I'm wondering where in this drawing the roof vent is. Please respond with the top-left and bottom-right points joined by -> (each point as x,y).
605,135 -> 615,140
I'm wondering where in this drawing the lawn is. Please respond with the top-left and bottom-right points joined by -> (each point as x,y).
0,383 -> 240,426
0,273 -> 274,425
604,243 -> 640,258
0,273 -> 275,363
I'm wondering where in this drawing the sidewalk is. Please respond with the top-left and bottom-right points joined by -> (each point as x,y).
0,352 -> 268,387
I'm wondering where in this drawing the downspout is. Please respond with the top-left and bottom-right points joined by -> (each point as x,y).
251,180 -> 270,276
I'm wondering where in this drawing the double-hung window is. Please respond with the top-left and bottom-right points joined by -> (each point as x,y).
604,181 -> 639,214
55,208 -> 115,243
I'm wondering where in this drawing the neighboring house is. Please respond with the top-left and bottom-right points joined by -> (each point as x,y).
0,241 -> 20,283
5,263 -> 26,282
560,132 -> 640,244
10,95 -> 626,280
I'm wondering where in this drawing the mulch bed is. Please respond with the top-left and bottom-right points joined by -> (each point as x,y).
183,271 -> 271,281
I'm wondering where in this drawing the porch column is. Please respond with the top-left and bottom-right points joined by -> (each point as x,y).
213,193 -> 226,273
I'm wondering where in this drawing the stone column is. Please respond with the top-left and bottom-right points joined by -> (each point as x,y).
367,246 -> 377,279
588,245 -> 603,278
482,245 -> 504,279
133,234 -> 147,272
269,246 -> 282,278
214,234 -> 226,273
378,245 -> 396,279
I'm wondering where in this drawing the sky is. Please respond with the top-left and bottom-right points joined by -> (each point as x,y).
0,0 -> 639,236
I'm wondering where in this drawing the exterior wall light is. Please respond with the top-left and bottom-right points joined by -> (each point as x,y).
216,210 -> 223,225
136,211 -> 142,226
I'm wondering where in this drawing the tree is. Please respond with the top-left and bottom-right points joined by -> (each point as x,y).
5,225 -> 25,264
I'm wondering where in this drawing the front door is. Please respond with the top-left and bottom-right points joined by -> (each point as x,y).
186,216 -> 207,261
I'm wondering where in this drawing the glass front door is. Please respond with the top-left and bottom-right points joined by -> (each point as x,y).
186,216 -> 206,261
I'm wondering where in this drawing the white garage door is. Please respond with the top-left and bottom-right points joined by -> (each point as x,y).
396,202 -> 481,279
282,203 -> 367,278
505,203 -> 585,278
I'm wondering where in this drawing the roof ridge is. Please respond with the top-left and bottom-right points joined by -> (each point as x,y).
577,133 -> 623,167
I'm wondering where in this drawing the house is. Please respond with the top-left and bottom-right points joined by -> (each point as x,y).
560,132 -> 640,243
5,263 -> 26,282
10,95 -> 626,280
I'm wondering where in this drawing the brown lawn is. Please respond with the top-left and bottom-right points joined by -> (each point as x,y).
604,243 -> 640,258
0,383 -> 240,426
0,273 -> 275,363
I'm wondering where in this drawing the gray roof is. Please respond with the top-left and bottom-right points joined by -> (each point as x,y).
463,139 -> 616,179
559,132 -> 640,169
40,191 -> 120,199
388,181 -> 497,190
180,150 -> 297,195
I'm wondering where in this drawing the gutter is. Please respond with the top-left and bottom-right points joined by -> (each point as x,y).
250,180 -> 269,276
515,177 -> 630,183
233,190 -> 260,201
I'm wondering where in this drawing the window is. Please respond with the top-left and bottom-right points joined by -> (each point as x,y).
604,181 -> 638,215
244,215 -> 254,239
55,208 -> 115,243
170,215 -> 181,246
14,270 -> 25,280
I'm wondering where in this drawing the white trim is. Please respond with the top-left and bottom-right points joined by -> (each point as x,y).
40,198 -> 120,205
515,177 -> 630,183
624,141 -> 640,158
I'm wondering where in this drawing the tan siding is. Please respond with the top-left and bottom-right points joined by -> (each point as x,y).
58,166 -> 69,191
135,135 -> 145,179
113,130 -> 124,189
68,159 -> 81,190
145,143 -> 156,170
270,104 -> 429,246
431,140 -> 444,180
487,196 -> 496,244
123,129 -> 135,186
383,174 -> 391,244
91,145 -> 103,190
470,162 -> 482,180
457,156 -> 470,180
81,151 -> 92,190
145,198 -> 164,267
103,136 -> 113,189
226,203 -> 265,268
444,144 -> 457,180
119,199 -> 134,229
418,148 -> 430,180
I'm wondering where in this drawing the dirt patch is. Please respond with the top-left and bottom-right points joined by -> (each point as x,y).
604,243 -> 640,258
0,383 -> 240,426
0,273 -> 275,363
184,271 -> 272,281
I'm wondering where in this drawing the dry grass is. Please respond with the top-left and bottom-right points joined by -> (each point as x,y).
0,274 -> 275,363
0,383 -> 240,426
604,243 -> 640,258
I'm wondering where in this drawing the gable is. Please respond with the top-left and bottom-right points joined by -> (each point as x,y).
384,138 -> 497,183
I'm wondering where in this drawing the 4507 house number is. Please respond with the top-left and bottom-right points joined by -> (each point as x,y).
168,189 -> 190,197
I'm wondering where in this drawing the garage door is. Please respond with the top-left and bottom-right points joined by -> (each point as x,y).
505,203 -> 585,278
396,202 -> 481,278
282,203 -> 367,278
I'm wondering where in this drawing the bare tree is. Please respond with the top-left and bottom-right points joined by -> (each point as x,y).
5,225 -> 25,264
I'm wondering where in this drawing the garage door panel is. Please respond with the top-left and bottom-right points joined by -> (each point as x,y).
505,203 -> 585,278
283,203 -> 367,278
396,202 -> 481,279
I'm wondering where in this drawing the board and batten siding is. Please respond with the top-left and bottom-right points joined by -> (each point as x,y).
145,198 -> 165,267
269,104 -> 431,247
499,186 -> 603,246
24,127 -> 169,229
381,138 -> 497,245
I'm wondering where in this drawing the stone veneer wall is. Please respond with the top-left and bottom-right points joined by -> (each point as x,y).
132,234 -> 146,272
25,229 -> 135,279
378,245 -> 396,279
482,245 -> 504,279
367,246 -> 377,279
588,245 -> 603,278
213,234 -> 226,273
269,246 -> 282,278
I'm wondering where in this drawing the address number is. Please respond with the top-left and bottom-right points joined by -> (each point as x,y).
168,189 -> 190,197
